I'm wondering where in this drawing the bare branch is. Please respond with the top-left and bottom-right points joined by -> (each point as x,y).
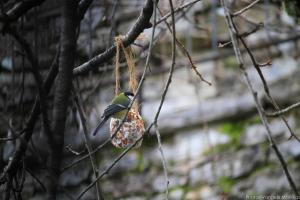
73,0 -> 156,75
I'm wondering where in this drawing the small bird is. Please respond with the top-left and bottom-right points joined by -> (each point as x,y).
92,91 -> 134,136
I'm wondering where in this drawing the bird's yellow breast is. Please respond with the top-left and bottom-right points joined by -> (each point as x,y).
112,109 -> 128,119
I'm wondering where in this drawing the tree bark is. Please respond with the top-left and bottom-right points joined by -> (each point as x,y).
47,1 -> 78,199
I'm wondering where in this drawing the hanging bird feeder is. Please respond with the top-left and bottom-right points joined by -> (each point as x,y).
110,110 -> 145,148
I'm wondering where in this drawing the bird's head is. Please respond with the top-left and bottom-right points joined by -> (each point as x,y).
111,91 -> 134,106
124,91 -> 134,100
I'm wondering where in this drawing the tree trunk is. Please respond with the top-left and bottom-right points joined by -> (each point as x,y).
47,1 -> 78,199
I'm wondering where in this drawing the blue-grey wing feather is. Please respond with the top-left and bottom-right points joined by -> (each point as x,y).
102,104 -> 127,117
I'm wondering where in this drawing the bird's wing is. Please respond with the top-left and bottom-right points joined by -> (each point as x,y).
102,104 -> 127,117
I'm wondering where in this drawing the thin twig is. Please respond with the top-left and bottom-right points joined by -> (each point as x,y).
155,0 -> 203,25
108,0 -> 120,46
25,168 -> 47,192
154,125 -> 169,199
73,87 -> 104,200
266,101 -> 300,117
257,60 -> 272,67
152,0 -> 178,198
232,0 -> 261,17
61,138 -> 110,172
218,22 -> 263,48
65,145 -> 85,156
157,7 -> 211,86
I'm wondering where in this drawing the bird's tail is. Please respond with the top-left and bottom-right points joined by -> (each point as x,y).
92,117 -> 108,136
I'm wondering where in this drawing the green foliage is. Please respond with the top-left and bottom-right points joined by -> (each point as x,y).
218,122 -> 245,146
217,176 -> 236,193
218,116 -> 261,146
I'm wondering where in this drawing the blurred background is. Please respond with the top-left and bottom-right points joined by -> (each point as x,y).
1,0 -> 300,199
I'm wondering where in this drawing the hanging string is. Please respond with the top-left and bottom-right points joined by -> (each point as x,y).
114,37 -> 121,95
114,35 -> 139,112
